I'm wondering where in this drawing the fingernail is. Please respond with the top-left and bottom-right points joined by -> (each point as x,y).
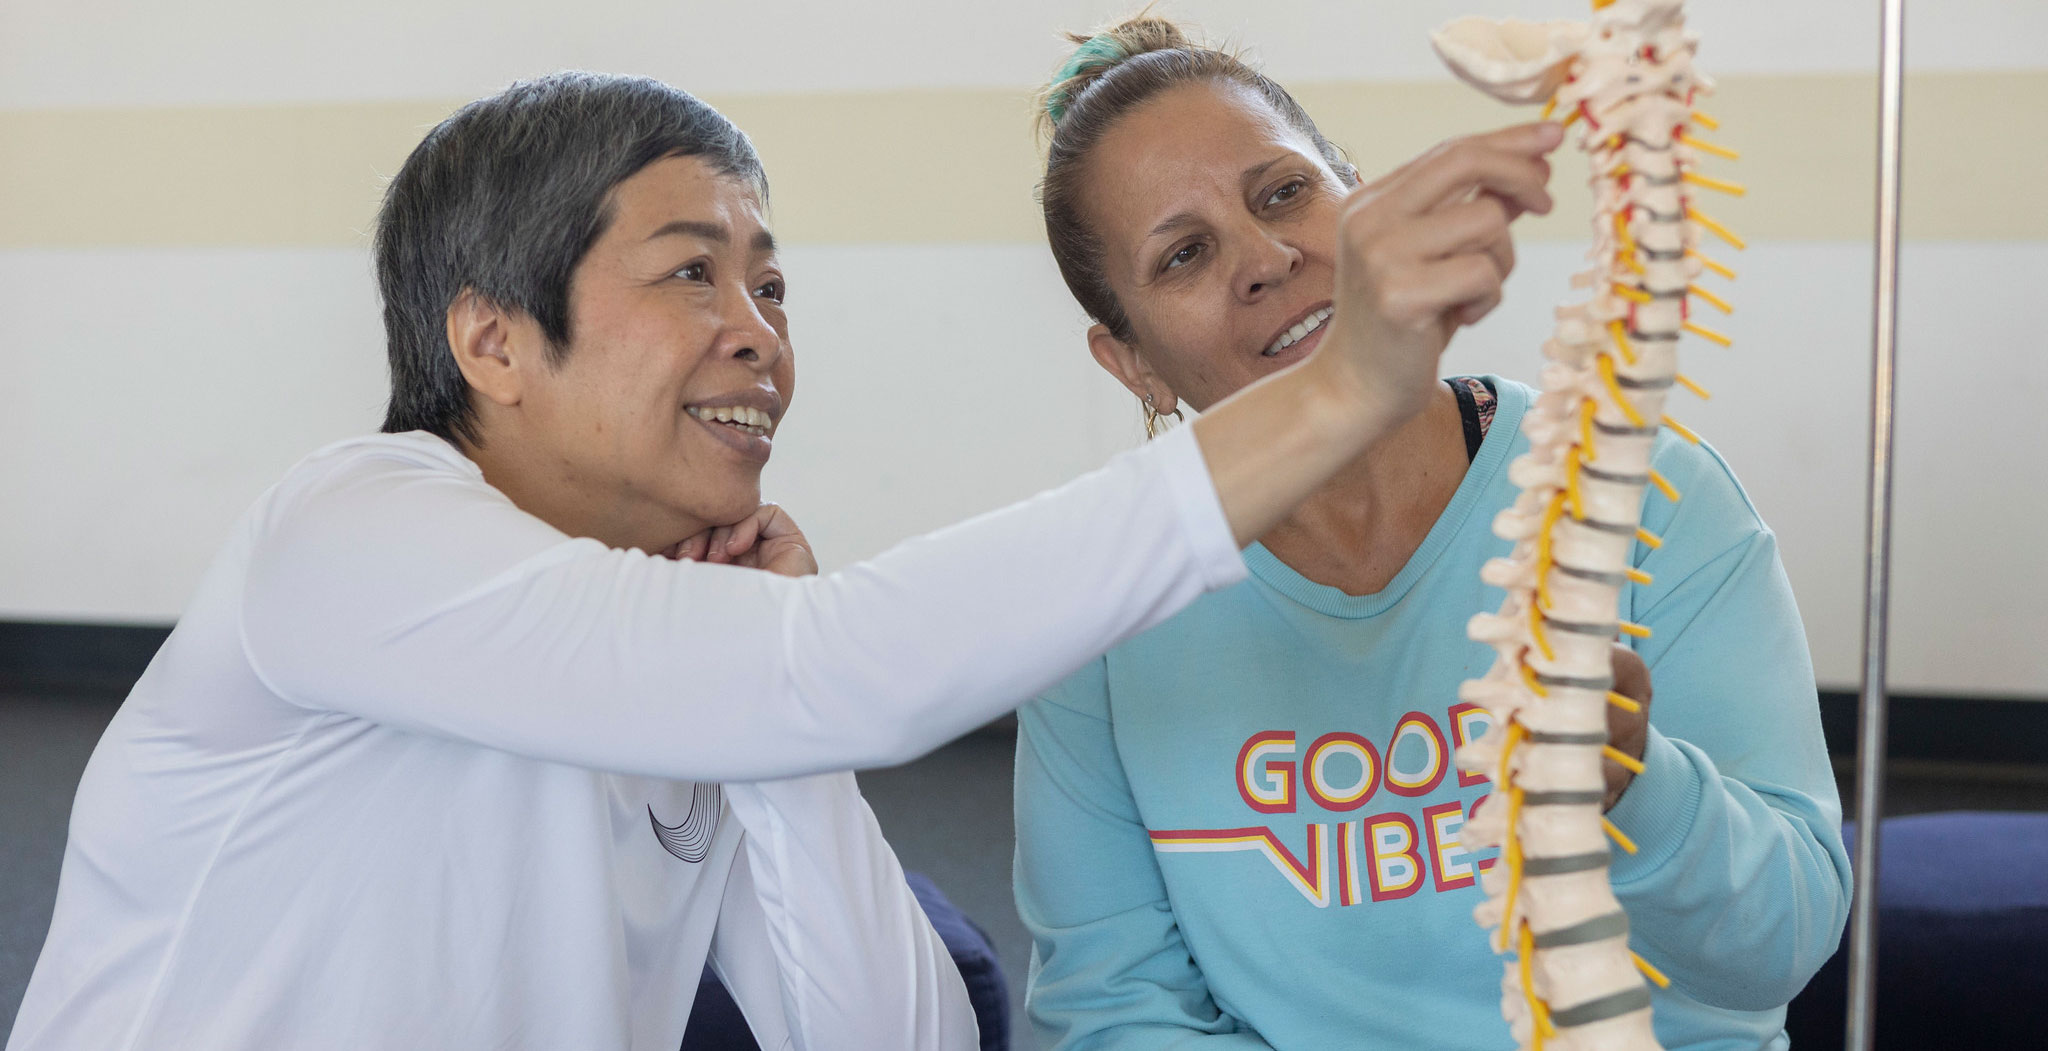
1539,122 -> 1565,147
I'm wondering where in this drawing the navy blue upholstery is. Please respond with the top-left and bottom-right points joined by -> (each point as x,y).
1784,811 -> 2048,1049
679,870 -> 1009,1051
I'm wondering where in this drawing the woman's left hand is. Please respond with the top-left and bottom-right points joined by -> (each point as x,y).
1604,644 -> 1653,811
667,503 -> 819,578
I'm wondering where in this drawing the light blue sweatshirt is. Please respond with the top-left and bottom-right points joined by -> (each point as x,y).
1014,378 -> 1851,1051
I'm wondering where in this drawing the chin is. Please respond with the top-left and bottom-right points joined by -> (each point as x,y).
687,488 -> 764,530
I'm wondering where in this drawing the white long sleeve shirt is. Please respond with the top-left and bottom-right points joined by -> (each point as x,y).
7,426 -> 1244,1051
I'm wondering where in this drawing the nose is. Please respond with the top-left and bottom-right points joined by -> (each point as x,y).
719,287 -> 784,372
1238,228 -> 1303,302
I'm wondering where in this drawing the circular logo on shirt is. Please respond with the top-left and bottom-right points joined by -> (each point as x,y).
649,782 -> 721,863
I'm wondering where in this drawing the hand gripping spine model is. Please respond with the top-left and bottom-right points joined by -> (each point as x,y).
1431,1 -> 1743,1048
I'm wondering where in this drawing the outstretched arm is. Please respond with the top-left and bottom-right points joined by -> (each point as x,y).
240,425 -> 1242,782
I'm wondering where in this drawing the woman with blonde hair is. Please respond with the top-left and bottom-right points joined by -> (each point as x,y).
1014,16 -> 1850,1050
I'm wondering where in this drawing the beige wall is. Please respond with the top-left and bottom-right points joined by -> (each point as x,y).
3,0 -> 2044,696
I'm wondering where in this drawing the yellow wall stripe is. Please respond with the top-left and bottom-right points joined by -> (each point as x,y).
2,72 -> 2040,248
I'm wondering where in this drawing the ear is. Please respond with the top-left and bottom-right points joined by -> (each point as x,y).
1085,323 -> 1176,410
445,289 -> 535,409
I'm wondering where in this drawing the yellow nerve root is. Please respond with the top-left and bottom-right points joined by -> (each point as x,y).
1567,452 -> 1586,520
1634,952 -> 1673,989
1607,690 -> 1644,713
1678,133 -> 1740,160
1614,212 -> 1646,274
1500,721 -> 1526,936
1636,527 -> 1664,549
1684,321 -> 1733,347
1598,356 -> 1646,427
1689,110 -> 1721,130
1689,284 -> 1734,315
1662,416 -> 1701,444
1519,924 -> 1557,1042
1537,491 -> 1566,609
1682,171 -> 1747,196
1504,787 -> 1525,912
1675,373 -> 1712,399
1603,745 -> 1647,775
1619,620 -> 1652,639
1687,208 -> 1747,251
1690,249 -> 1737,281
1625,567 -> 1654,586
1603,816 -> 1639,854
1648,469 -> 1681,502
1609,319 -> 1636,365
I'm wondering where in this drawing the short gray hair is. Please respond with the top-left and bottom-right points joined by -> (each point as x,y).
375,71 -> 767,445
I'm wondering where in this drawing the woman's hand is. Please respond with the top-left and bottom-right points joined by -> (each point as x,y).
1316,121 -> 1563,438
1191,122 -> 1562,547
1604,643 -> 1654,811
666,504 -> 818,578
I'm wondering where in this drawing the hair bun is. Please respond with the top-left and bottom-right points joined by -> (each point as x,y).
1040,15 -> 1196,132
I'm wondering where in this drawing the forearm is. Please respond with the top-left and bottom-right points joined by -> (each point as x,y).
719,774 -> 978,1050
1607,729 -> 1851,1009
1192,350 -> 1386,546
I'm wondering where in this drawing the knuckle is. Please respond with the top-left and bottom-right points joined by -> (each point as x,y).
1381,281 -> 1430,325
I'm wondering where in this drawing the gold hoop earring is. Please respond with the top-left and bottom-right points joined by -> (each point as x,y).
1142,393 -> 1184,440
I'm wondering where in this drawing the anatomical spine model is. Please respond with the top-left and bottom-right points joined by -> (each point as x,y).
1432,1 -> 1742,1048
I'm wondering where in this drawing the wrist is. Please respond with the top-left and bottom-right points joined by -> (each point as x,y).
1300,340 -> 1394,451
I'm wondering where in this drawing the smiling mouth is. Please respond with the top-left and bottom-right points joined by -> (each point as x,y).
1264,306 -> 1334,357
686,404 -> 773,438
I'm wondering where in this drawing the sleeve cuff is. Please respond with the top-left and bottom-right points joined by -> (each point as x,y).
1606,726 -> 1704,883
1151,424 -> 1248,593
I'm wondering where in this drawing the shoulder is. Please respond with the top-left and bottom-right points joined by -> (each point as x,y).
1632,432 -> 1778,600
1642,432 -> 1768,542
249,430 -> 554,569
261,432 -> 491,518
282,430 -> 479,489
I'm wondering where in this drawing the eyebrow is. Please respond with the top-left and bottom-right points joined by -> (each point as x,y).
1240,154 -> 1288,186
1144,154 -> 1297,241
1136,153 -> 1302,279
646,219 -> 777,254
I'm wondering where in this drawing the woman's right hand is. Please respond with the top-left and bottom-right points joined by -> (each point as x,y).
1190,122 -> 1560,547
1317,121 -> 1563,437
666,503 -> 819,578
